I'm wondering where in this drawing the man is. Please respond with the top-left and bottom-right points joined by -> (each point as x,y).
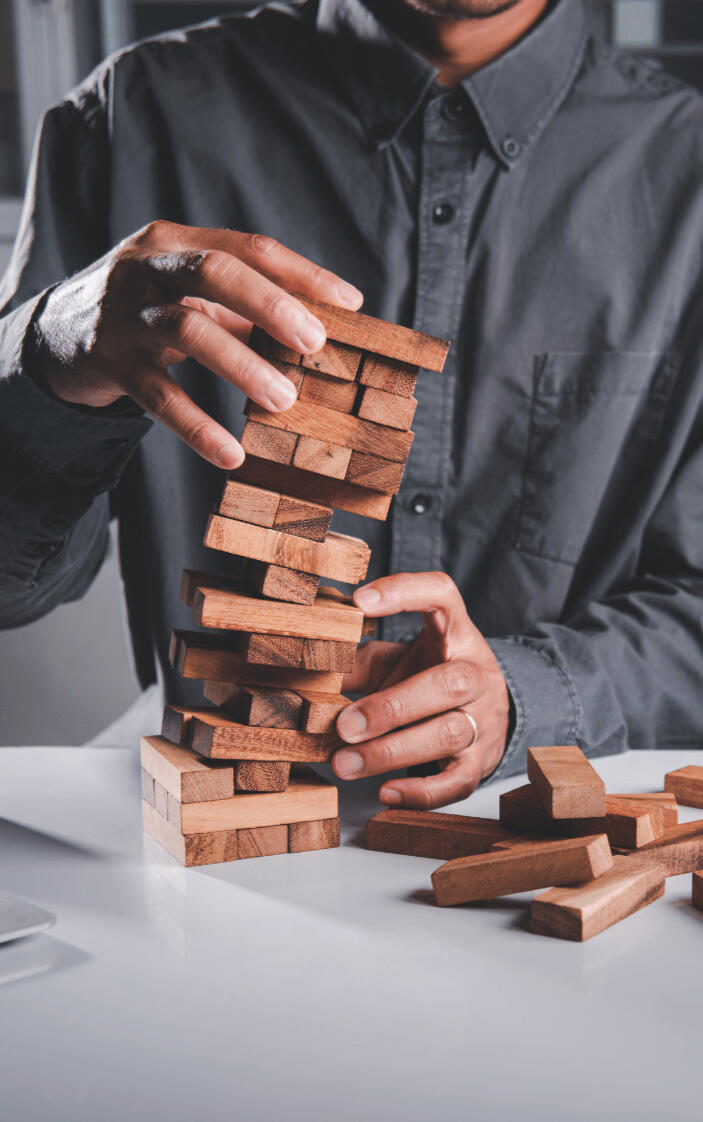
1,0 -> 702,809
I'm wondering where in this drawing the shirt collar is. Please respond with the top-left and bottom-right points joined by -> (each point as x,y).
315,0 -> 589,166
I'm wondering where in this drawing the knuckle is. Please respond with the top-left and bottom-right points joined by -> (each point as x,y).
172,306 -> 208,349
181,416 -> 213,450
430,571 -> 456,597
376,691 -> 406,728
140,379 -> 178,417
131,219 -> 169,246
261,288 -> 295,321
247,233 -> 279,257
437,661 -> 474,702
440,712 -> 471,752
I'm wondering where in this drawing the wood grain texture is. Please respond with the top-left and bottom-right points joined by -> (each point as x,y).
345,450 -> 405,494
297,690 -> 349,734
204,514 -> 370,584
531,856 -> 665,942
357,387 -> 417,430
665,766 -> 703,809
172,631 -> 344,691
238,825 -> 289,859
498,784 -> 659,849
431,834 -> 613,906
173,771 -> 338,833
143,801 -> 239,866
232,456 -> 392,520
240,421 -> 298,464
624,819 -> 703,876
614,792 -> 678,828
190,584 -> 364,642
359,354 -> 419,397
248,326 -> 302,365
298,298 -> 449,372
527,746 -> 606,819
366,809 -> 518,861
300,637 -> 356,672
692,870 -> 703,912
299,371 -> 359,412
219,684 -> 303,729
273,495 -> 332,542
247,399 -> 413,462
189,710 -> 340,761
249,561 -> 320,604
292,436 -> 352,479
289,817 -> 341,852
300,340 -> 362,381
234,760 -> 291,793
266,359 -> 305,391
141,734 -> 235,802
240,633 -> 304,667
218,480 -> 281,526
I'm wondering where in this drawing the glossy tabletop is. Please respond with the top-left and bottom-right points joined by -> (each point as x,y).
0,746 -> 701,1122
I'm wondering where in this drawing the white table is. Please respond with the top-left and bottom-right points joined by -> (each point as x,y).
0,746 -> 700,1122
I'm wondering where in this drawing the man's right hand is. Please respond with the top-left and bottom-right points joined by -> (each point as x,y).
32,221 -> 362,468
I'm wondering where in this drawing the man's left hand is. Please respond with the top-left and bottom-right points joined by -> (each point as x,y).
332,572 -> 510,809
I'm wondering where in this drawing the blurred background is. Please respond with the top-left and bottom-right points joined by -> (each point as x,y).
1,0 -> 702,745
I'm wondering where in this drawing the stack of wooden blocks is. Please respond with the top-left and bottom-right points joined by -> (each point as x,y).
141,298 -> 449,866
367,746 -> 703,941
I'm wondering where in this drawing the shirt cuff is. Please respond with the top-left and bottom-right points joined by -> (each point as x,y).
484,637 -> 581,782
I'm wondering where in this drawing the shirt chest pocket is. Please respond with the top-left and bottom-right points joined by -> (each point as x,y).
514,350 -> 677,566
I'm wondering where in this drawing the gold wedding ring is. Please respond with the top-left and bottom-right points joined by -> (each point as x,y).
454,708 -> 478,746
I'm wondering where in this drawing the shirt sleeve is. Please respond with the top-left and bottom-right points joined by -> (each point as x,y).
0,73 -> 152,629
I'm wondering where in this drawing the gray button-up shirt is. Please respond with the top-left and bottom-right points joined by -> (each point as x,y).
1,0 -> 702,778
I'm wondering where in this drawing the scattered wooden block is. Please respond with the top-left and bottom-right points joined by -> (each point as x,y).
498,784 -> 660,849
247,400 -> 413,463
431,834 -> 613,906
143,800 -> 239,866
171,631 -> 344,692
249,561 -> 320,604
141,768 -> 155,806
345,450 -> 405,494
300,341 -> 361,381
190,583 -> 365,643
527,746 -> 606,819
218,480 -> 281,527
141,734 -> 235,802
664,766 -> 703,809
189,710 -> 339,761
531,856 -> 665,942
366,809 -> 519,861
234,760 -> 291,793
240,421 -> 298,464
614,793 -> 678,828
218,684 -> 303,729
292,436 -> 352,479
299,371 -> 359,412
289,817 -> 341,852
297,690 -> 349,734
692,870 -> 703,912
358,387 -> 417,430
171,769 -> 338,832
249,326 -> 302,366
298,298 -> 449,372
624,819 -> 703,876
273,495 -> 332,542
204,515 -> 371,584
238,825 -> 289,859
359,354 -> 419,397
232,456 -> 392,521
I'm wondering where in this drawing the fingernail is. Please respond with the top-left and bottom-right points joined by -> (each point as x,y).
337,707 -> 367,741
354,587 -> 381,610
334,750 -> 364,778
266,375 -> 297,410
381,787 -> 402,805
337,281 -> 363,308
297,316 -> 326,352
217,443 -> 243,469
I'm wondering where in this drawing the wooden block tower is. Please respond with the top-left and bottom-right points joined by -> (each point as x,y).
141,298 -> 450,866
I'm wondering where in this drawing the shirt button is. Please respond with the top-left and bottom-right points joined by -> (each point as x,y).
501,136 -> 521,160
441,94 -> 466,122
432,202 -> 455,225
409,492 -> 432,514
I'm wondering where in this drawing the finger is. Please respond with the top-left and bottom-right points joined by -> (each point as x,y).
332,708 -> 477,780
141,303 -> 299,412
337,659 -> 481,743
341,641 -> 406,695
135,222 -> 363,310
353,572 -> 483,661
127,366 -> 243,468
180,295 -> 252,342
379,755 -> 482,810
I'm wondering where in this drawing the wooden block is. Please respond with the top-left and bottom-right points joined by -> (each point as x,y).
153,780 -> 170,819
141,734 -> 235,802
301,341 -> 361,381
299,371 -> 359,412
171,631 -> 344,692
301,637 -> 356,672
531,856 -> 665,942
218,684 -> 303,729
238,825 -> 289,859
249,326 -> 302,366
232,456 -> 392,520
241,633 -> 304,667
366,810 -> 519,861
161,704 -> 194,747
665,766 -> 703,809
189,710 -> 339,761
292,436 -> 352,479
218,480 -> 281,526
298,298 -> 450,372
141,768 -> 155,806
172,770 -> 338,833
273,495 -> 332,542
625,819 -> 703,876
297,690 -> 349,734
205,514 -> 370,584
431,834 -> 613,906
692,870 -> 703,911
247,400 -> 413,463
240,421 -> 298,464
191,584 -> 365,643
143,801 -> 238,866
527,746 -> 606,819
289,817 -> 341,852
614,792 -> 678,828
498,784 -> 659,849
345,450 -> 405,494
180,569 -> 248,608
249,561 -> 320,604
359,354 -> 419,397
358,387 -> 417,430
234,760 -> 291,793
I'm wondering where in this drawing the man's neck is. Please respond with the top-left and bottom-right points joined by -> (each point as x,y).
368,0 -> 550,86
